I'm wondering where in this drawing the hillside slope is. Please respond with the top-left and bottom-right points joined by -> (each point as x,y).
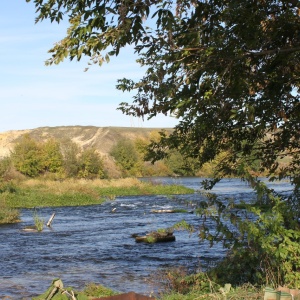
0,126 -> 169,158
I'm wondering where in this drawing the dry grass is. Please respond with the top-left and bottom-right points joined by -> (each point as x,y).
21,178 -> 144,191
17,178 -> 144,201
19,179 -> 98,198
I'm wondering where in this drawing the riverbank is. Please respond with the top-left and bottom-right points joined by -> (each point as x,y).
0,183 -> 201,298
0,178 -> 194,224
31,277 -> 263,300
1,177 -> 286,299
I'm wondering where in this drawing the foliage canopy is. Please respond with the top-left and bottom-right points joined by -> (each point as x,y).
10,135 -> 106,179
27,0 -> 300,288
110,139 -> 139,175
27,0 -> 300,183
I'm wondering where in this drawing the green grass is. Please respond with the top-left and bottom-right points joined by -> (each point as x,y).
32,280 -> 118,300
82,282 -> 118,298
93,185 -> 193,197
5,190 -> 102,208
158,284 -> 263,300
33,210 -> 45,231
3,178 -> 194,209
151,269 -> 263,300
32,275 -> 264,300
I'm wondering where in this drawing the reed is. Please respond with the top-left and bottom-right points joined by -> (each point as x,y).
33,210 -> 44,232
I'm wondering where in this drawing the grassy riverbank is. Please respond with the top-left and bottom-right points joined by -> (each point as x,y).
0,178 -> 193,224
1,178 -> 266,299
32,276 -> 263,300
151,269 -> 263,300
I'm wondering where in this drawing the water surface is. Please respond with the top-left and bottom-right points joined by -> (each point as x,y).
0,177 -> 292,298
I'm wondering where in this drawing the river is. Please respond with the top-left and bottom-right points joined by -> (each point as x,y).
0,177 -> 292,299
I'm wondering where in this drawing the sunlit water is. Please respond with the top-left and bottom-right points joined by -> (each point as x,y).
0,177 -> 292,299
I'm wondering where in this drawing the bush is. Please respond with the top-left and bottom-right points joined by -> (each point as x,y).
11,134 -> 44,177
0,181 -> 17,194
0,194 -> 19,224
110,139 -> 139,176
77,148 -> 106,179
0,157 -> 12,180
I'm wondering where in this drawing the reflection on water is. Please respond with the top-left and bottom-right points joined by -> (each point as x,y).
0,177 -> 292,298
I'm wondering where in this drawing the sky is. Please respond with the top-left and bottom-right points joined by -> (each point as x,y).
0,1 -> 178,133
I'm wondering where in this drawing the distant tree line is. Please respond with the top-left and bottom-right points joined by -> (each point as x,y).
0,134 -> 106,180
0,132 -> 220,180
109,130 -> 209,178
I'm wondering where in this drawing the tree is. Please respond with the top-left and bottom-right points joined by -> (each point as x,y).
28,0 -> 299,180
27,0 -> 300,287
78,148 -> 106,179
11,134 -> 44,177
110,139 -> 139,176
42,139 -> 64,174
60,138 -> 80,178
164,149 -> 200,176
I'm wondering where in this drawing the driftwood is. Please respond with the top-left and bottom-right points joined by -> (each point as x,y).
21,226 -> 39,233
46,212 -> 56,227
46,279 -> 64,300
44,279 -> 76,300
21,212 -> 55,232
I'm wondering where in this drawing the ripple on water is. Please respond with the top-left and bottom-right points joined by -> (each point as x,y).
0,177 -> 292,298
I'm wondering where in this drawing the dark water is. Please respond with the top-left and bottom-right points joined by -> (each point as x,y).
0,177 -> 292,299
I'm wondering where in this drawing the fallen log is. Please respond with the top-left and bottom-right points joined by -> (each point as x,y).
46,212 -> 56,227
21,226 -> 39,233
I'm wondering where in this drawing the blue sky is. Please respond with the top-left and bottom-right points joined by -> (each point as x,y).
0,1 -> 178,133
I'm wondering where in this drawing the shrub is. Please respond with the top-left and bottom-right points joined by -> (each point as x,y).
110,139 -> 139,176
0,194 -> 19,224
11,134 -> 44,177
78,148 -> 106,179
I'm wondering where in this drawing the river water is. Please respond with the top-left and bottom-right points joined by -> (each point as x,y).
0,177 -> 292,299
